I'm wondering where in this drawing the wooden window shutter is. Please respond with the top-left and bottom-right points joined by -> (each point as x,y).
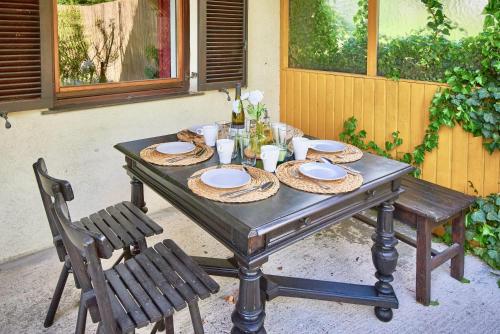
0,0 -> 52,112
198,0 -> 247,91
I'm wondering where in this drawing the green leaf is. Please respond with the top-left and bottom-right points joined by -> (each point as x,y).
471,210 -> 487,223
487,211 -> 500,222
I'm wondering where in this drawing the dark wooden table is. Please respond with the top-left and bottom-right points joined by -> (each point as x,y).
115,134 -> 414,333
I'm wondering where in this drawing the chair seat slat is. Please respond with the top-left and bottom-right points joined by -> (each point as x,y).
83,216 -> 123,250
114,264 -> 163,324
105,269 -> 149,328
154,243 -> 210,299
163,239 -> 220,294
143,248 -> 197,303
105,206 -> 144,241
92,212 -> 134,246
107,287 -> 135,333
125,258 -> 175,317
123,201 -> 164,234
114,203 -> 154,236
134,254 -> 187,310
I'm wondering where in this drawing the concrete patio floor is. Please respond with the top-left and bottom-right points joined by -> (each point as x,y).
1,190 -> 499,334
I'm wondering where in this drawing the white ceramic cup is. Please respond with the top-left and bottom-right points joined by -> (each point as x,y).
260,145 -> 281,173
198,125 -> 218,146
292,137 -> 310,160
217,139 -> 235,164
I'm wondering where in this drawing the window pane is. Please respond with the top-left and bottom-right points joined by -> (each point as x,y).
377,0 -> 488,82
57,0 -> 177,87
288,0 -> 367,74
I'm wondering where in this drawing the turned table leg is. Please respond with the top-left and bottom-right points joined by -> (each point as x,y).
371,200 -> 399,322
131,177 -> 148,213
231,264 -> 266,334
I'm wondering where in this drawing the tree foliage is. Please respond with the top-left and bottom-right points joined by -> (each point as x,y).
288,0 -> 347,71
58,7 -> 94,85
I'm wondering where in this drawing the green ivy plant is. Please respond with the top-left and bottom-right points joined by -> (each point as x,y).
340,117 -> 404,160
465,194 -> 500,269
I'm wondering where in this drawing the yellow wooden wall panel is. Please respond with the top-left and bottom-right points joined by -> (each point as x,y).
363,79 -> 375,142
397,82 -> 411,154
374,80 -> 386,147
293,71 -> 301,130
334,76 -> 345,139
284,70 -> 294,125
344,76 -> 354,124
317,74 -> 327,139
421,85 -> 437,183
309,74 -> 318,137
451,123 -> 469,193
353,78 -> 364,131
280,70 -> 287,123
385,80 -> 398,149
325,75 -> 335,140
300,72 -> 310,134
467,135 -> 485,195
279,69 -> 497,196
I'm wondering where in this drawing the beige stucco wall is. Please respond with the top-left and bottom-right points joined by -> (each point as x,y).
0,0 -> 280,264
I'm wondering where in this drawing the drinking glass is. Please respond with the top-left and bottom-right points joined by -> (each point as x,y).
272,123 -> 289,162
216,120 -> 231,139
219,126 -> 240,160
238,131 -> 256,166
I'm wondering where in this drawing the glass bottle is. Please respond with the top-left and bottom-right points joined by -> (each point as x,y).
232,83 -> 245,129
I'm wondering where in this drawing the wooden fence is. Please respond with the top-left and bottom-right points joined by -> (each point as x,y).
279,68 -> 499,196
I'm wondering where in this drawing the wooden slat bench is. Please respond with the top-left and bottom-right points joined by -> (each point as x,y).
355,175 -> 475,305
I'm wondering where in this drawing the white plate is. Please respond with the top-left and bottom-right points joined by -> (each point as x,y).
188,124 -> 209,134
310,140 -> 346,153
299,162 -> 347,181
156,142 -> 196,155
201,169 -> 251,189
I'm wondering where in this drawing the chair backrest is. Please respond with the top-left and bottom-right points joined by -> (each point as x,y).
33,158 -> 74,262
34,158 -> 118,333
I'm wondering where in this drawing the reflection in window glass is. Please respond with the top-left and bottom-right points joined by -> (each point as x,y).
57,0 -> 177,87
288,0 -> 368,74
377,0 -> 487,82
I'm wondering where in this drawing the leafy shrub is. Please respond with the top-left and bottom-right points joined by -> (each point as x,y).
58,7 -> 95,85
465,194 -> 500,269
288,0 -> 346,71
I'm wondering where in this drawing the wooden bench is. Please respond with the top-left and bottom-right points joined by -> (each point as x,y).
355,175 -> 475,305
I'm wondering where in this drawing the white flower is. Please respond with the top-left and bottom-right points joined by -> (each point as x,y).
233,100 -> 241,114
241,92 -> 250,100
248,90 -> 264,105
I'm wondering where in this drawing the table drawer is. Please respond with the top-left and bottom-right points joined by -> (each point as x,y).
265,183 -> 397,248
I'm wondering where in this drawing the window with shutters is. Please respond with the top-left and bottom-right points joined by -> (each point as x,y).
0,0 -> 42,105
198,0 -> 247,91
53,0 -> 190,108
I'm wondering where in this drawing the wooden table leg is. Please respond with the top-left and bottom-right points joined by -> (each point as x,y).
231,264 -> 267,334
131,177 -> 148,213
371,200 -> 398,322
450,215 -> 465,280
416,217 -> 431,305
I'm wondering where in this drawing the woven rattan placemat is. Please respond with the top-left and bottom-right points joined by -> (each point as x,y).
177,130 -> 205,145
275,161 -> 363,195
307,143 -> 363,163
188,165 -> 280,203
140,144 -> 214,166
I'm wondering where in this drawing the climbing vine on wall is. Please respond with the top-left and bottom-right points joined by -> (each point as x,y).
340,0 -> 499,177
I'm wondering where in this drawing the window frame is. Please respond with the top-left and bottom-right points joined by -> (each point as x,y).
51,0 -> 190,108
